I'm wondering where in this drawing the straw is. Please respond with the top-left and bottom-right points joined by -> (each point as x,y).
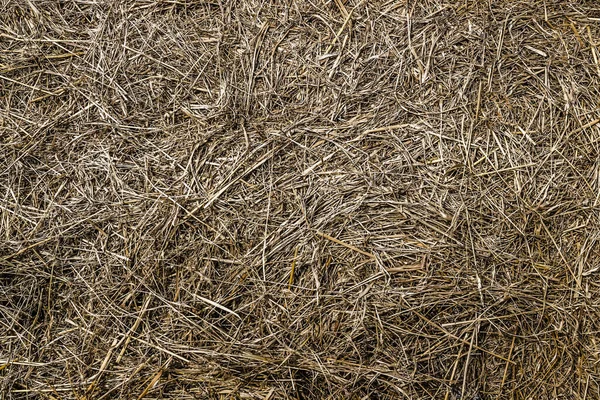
2,1 -> 600,398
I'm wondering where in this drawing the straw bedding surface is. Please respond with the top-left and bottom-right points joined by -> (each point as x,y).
2,0 -> 600,398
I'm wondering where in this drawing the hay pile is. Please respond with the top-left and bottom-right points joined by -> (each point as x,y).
2,0 -> 600,398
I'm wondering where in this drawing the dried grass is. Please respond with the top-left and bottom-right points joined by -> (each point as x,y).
2,0 -> 600,399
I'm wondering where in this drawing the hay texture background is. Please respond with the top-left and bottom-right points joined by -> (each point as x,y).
2,0 -> 600,399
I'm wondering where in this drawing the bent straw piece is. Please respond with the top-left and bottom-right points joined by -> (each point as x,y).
316,231 -> 375,259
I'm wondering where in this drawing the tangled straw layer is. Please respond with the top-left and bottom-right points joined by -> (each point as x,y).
2,1 -> 600,398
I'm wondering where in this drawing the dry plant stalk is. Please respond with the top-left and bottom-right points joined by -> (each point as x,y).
2,1 -> 600,399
